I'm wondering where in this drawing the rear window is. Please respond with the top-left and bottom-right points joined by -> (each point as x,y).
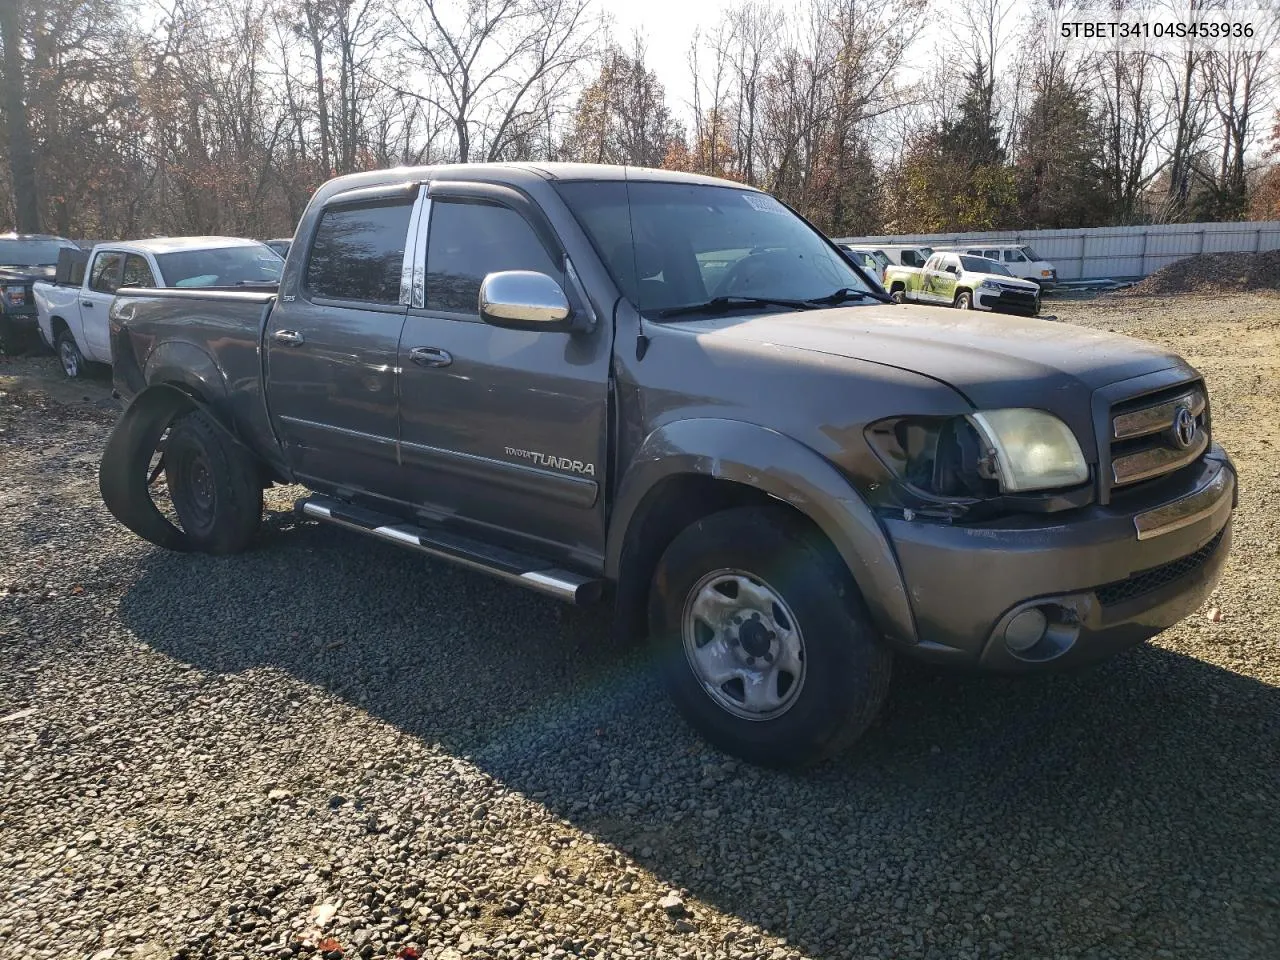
156,244 -> 283,288
306,200 -> 413,303
0,238 -> 77,268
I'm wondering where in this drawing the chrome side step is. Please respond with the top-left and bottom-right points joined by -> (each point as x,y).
296,495 -> 604,605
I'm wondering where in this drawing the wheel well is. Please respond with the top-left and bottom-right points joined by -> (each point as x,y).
51,316 -> 70,337
612,475 -> 830,644
954,286 -> 972,299
889,281 -> 905,293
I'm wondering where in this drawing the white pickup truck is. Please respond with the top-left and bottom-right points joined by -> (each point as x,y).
34,236 -> 282,378
883,252 -> 1043,317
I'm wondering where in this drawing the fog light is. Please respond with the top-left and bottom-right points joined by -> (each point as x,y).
1004,607 -> 1048,652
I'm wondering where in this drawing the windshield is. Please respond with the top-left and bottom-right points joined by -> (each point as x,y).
1019,246 -> 1041,261
155,244 -> 283,287
0,238 -> 77,267
554,181 -> 874,315
960,256 -> 1012,276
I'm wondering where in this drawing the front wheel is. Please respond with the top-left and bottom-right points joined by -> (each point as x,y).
650,506 -> 892,768
163,410 -> 263,554
954,290 -> 972,310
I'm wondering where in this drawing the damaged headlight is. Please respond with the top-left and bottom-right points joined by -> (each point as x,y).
866,409 -> 1088,499
969,409 -> 1088,492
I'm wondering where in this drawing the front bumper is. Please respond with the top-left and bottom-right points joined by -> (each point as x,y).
883,447 -> 1235,672
974,287 -> 1040,315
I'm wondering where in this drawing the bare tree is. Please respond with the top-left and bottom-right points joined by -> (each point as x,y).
1,0 -> 41,231
392,0 -> 597,163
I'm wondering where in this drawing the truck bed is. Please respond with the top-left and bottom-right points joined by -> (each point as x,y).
111,286 -> 281,464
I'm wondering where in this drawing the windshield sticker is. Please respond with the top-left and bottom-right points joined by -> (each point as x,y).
741,193 -> 789,215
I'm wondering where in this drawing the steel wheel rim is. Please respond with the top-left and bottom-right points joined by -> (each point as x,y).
681,568 -> 806,721
174,450 -> 217,533
58,340 -> 78,377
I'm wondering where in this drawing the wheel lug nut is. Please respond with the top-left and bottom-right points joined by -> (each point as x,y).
762,651 -> 773,663
744,656 -> 755,666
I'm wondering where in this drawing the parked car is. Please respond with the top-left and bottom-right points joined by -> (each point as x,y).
99,164 -> 1235,768
932,242 -> 1058,288
0,233 -> 80,353
34,236 -> 283,377
265,237 -> 292,258
885,252 -> 1042,315
837,244 -> 890,278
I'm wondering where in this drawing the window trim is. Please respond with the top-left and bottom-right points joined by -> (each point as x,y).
300,190 -> 420,312
88,250 -> 126,294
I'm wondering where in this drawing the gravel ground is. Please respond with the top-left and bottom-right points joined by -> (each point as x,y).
2,294 -> 1278,960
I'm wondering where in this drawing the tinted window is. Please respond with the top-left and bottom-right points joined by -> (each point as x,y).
902,250 -> 922,267
425,201 -> 560,315
306,200 -> 412,303
0,238 -> 77,267
1020,246 -> 1041,260
121,254 -> 156,288
1005,249 -> 1026,262
89,251 -> 124,293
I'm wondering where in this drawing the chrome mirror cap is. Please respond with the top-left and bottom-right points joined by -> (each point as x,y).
479,270 -> 572,329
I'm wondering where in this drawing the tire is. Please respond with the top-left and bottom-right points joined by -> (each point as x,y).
55,329 -> 85,379
890,287 -> 905,304
163,409 -> 263,554
649,506 -> 892,768
954,290 -> 972,310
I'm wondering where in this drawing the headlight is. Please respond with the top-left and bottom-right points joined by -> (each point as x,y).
969,409 -> 1088,492
866,409 -> 1088,501
979,279 -> 1000,290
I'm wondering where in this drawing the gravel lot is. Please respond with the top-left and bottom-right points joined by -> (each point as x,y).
2,294 -> 1277,960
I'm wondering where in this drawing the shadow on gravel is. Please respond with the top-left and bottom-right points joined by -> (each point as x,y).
118,510 -> 1280,957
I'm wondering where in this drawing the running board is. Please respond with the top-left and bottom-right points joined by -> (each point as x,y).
295,495 -> 604,605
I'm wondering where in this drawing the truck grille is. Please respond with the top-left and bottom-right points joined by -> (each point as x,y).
1108,381 -> 1209,492
1094,527 -> 1225,607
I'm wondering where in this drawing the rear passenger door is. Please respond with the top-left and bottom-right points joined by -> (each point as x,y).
397,181 -> 612,568
265,185 -> 417,502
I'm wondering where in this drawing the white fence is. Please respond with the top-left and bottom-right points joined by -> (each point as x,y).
837,221 -> 1280,281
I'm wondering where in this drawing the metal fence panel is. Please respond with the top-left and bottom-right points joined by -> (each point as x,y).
837,220 -> 1280,280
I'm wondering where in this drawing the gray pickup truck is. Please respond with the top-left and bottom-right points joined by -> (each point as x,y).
100,164 -> 1236,767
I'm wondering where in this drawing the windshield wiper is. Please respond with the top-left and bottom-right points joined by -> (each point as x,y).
653,295 -> 816,319
806,287 -> 891,306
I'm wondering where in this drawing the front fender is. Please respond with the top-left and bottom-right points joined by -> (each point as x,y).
607,418 -> 918,646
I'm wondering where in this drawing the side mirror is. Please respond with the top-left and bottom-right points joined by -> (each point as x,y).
945,265 -> 958,275
479,270 -> 575,332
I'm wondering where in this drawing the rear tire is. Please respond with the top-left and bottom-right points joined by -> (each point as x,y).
954,291 -> 972,310
890,287 -> 905,304
163,410 -> 262,554
649,506 -> 892,768
55,330 -> 85,379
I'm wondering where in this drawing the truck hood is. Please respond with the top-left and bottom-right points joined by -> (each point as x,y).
679,303 -> 1188,443
970,272 -> 1039,291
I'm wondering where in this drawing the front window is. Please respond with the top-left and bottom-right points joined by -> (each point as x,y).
555,181 -> 873,315
0,238 -> 77,268
1018,246 -> 1040,261
960,256 -> 1012,276
158,243 -> 284,289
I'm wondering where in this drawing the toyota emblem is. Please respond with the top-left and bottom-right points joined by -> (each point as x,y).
1171,405 -> 1197,449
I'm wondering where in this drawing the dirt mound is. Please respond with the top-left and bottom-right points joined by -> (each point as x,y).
1122,249 -> 1280,296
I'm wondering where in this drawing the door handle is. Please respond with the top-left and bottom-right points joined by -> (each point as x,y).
409,346 -> 452,367
82,301 -> 94,308
272,329 -> 305,346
